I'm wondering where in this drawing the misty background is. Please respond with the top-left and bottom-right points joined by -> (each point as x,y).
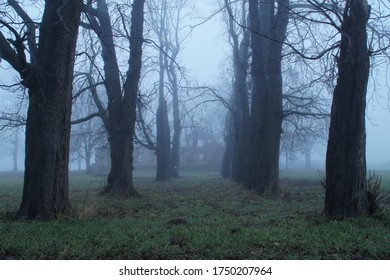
0,0 -> 389,172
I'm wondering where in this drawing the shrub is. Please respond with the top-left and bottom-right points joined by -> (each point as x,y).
367,170 -> 388,217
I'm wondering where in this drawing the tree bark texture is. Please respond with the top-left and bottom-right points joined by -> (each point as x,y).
247,0 -> 289,194
18,0 -> 82,219
325,0 -> 370,218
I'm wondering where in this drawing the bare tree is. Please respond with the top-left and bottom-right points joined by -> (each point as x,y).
149,0 -> 172,181
247,0 -> 290,194
83,0 -> 145,195
0,128 -> 24,171
140,0 -> 196,179
10,130 -> 20,171
0,0 -> 83,219
222,0 -> 251,183
71,93 -> 106,174
287,0 -> 389,217
325,0 -> 371,217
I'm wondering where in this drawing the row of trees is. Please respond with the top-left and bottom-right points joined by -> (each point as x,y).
221,0 -> 331,187
0,0 -> 389,219
0,0 -> 209,218
220,0 -> 389,218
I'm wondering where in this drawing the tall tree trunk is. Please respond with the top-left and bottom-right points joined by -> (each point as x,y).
18,0 -> 82,219
285,150 -> 289,170
148,0 -> 185,179
221,112 -> 235,178
304,143 -> 311,170
156,98 -> 171,181
223,0 -> 250,183
90,0 -> 145,196
155,44 -> 171,181
12,132 -> 18,172
231,37 -> 250,184
105,0 -> 144,195
169,67 -> 181,178
247,0 -> 288,195
325,0 -> 370,218
106,130 -> 136,195
84,138 -> 92,174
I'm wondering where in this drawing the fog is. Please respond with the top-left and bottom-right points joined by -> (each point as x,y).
366,102 -> 390,169
0,0 -> 389,172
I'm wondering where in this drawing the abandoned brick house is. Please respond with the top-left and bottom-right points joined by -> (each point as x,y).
93,128 -> 224,174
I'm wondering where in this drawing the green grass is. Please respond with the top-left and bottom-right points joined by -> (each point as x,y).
0,170 -> 389,259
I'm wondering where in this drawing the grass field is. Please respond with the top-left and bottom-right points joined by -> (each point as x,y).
0,170 -> 389,260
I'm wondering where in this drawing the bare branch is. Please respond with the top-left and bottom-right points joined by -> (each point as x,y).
7,0 -> 38,63
0,28 -> 22,72
0,111 -> 26,131
71,112 -> 103,125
